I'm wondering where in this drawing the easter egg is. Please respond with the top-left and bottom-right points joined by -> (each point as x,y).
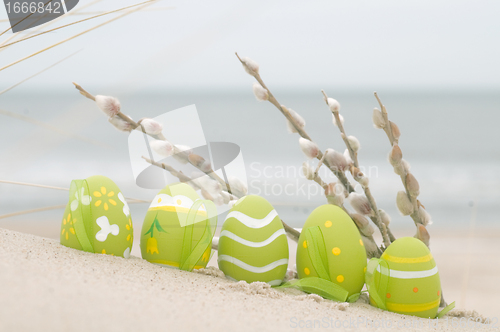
140,182 -> 217,271
60,175 -> 133,258
217,195 -> 289,285
296,204 -> 367,297
366,237 -> 441,318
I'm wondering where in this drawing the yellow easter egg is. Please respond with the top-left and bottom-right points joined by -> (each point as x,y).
296,204 -> 367,297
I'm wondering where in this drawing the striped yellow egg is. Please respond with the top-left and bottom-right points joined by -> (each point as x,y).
141,183 -> 215,270
368,237 -> 441,318
218,195 -> 289,286
296,204 -> 367,297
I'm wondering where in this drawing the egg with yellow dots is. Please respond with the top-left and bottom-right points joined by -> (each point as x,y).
60,175 -> 133,258
366,237 -> 442,318
140,182 -> 217,271
296,204 -> 367,297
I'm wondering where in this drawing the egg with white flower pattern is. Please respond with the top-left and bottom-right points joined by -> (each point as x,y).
141,182 -> 217,271
60,175 -> 133,258
218,195 -> 289,285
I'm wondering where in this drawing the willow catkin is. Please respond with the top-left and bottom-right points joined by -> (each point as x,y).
95,95 -> 121,117
240,56 -> 259,76
406,172 -> 420,197
299,137 -> 319,159
252,82 -> 268,101
396,191 -> 414,216
372,107 -> 385,129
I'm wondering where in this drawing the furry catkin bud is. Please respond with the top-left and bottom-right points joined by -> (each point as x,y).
348,193 -> 373,216
350,166 -> 364,182
406,172 -> 420,197
415,224 -> 430,247
390,121 -> 401,141
332,114 -> 344,127
228,176 -> 248,196
358,175 -> 369,188
212,236 -> 219,248
172,145 -> 192,164
228,200 -> 238,208
95,95 -> 121,117
241,56 -> 259,76
372,108 -> 385,129
389,144 -> 403,166
220,191 -> 231,204
325,182 -> 346,198
299,137 -> 319,159
325,148 -> 348,172
212,194 -> 224,206
418,206 -> 432,226
343,149 -> 353,166
188,154 -> 212,173
139,118 -> 163,136
393,157 -> 410,176
301,161 -> 315,180
350,213 -> 374,237
396,191 -> 413,216
361,235 -> 379,258
327,98 -> 340,113
402,159 -> 411,172
379,209 -> 391,226
108,115 -> 132,132
347,136 -> 360,152
194,174 -> 222,197
284,106 -> 306,133
327,193 -> 345,206
150,140 -> 174,157
252,82 -> 269,101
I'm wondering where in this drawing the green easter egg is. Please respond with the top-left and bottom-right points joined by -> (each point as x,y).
140,183 -> 216,271
296,204 -> 367,297
60,175 -> 133,258
368,237 -> 441,318
218,195 -> 289,285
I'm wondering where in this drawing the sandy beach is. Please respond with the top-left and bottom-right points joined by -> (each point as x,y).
0,227 -> 497,332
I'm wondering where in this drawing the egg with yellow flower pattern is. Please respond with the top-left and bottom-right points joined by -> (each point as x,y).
296,204 -> 366,297
60,175 -> 133,258
140,182 -> 217,271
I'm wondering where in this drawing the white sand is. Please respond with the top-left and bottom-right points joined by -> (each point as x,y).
0,228 -> 496,332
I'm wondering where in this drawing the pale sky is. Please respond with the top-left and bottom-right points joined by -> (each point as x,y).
1,0 -> 499,91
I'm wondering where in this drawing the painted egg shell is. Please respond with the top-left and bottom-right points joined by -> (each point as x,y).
60,175 -> 133,258
141,182 -> 213,270
217,195 -> 289,285
370,237 -> 441,318
296,204 -> 367,296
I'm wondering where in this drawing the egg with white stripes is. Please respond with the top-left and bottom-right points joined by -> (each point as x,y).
367,237 -> 441,318
217,195 -> 289,285
296,204 -> 367,297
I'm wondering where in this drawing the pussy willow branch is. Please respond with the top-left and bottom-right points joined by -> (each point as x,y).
322,90 -> 392,248
142,156 -> 301,242
235,53 -> 355,194
374,93 -> 423,228
72,82 -> 230,193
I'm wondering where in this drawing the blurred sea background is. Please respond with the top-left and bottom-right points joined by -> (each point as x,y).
1,89 -> 499,235
1,0 -> 499,318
